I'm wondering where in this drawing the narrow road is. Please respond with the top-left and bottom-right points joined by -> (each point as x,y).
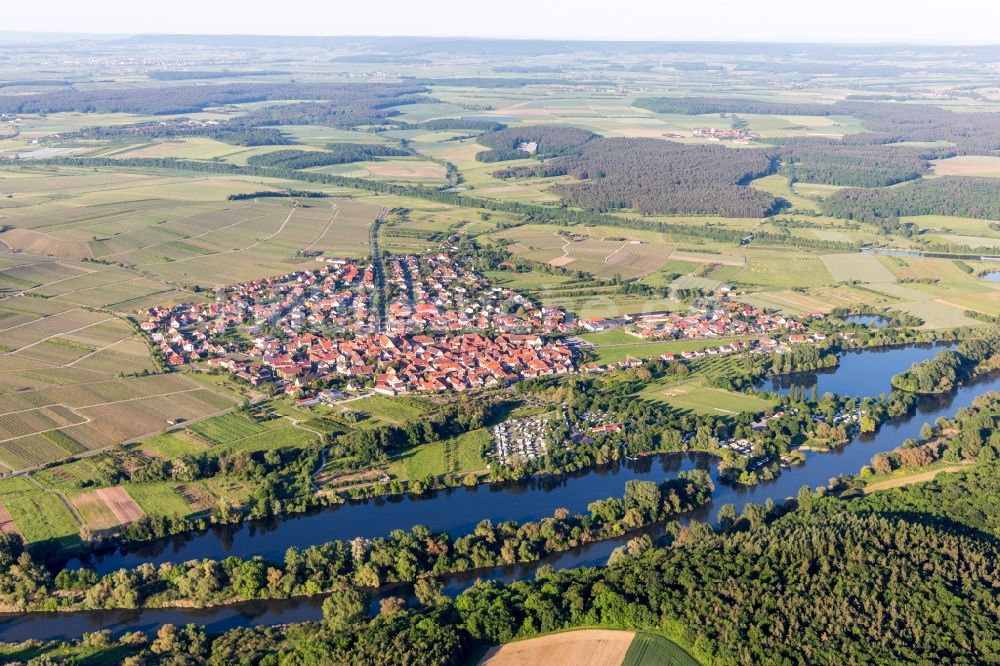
369,207 -> 388,333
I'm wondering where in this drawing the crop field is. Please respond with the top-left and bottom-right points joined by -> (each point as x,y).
122,482 -> 195,518
214,424 -> 318,454
734,248 -> 833,289
186,412 -> 273,445
0,373 -> 237,469
479,629 -> 637,666
70,486 -> 144,531
622,633 -> 699,666
2,490 -> 80,546
931,155 -> 1000,177
820,253 -> 896,283
738,284 -> 888,314
0,166 -> 379,288
491,225 -> 676,280
0,502 -> 21,538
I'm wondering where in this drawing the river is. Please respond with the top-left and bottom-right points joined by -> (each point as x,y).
1,348 -> 998,642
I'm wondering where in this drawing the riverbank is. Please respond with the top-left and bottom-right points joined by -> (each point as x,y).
2,370 -> 998,642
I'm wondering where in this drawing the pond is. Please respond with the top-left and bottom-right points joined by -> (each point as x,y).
981,271 -> 1000,282
842,314 -> 890,328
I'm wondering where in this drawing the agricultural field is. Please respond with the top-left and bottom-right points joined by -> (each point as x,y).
820,253 -> 897,283
479,629 -> 637,666
122,482 -> 196,518
621,633 -> 700,666
70,486 -> 144,532
0,373 -> 237,470
931,155 -> 1000,177
0,167 -> 377,287
186,412 -> 274,446
491,224 -> 692,281
750,174 -> 821,212
1,490 -> 81,546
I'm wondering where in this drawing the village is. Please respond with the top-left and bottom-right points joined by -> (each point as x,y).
138,252 -> 575,398
137,252 -> 827,401
576,298 -> 823,373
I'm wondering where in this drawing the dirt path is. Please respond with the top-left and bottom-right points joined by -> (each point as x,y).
864,462 -> 975,493
302,203 -> 340,249
602,241 -> 629,263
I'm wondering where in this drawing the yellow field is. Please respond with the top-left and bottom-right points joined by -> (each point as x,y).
479,630 -> 636,666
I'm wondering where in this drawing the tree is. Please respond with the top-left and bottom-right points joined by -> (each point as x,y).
717,503 -> 738,532
322,588 -> 367,630
413,577 -> 444,607
379,596 -> 406,616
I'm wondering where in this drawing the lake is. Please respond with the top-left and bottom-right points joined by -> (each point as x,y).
765,341 -> 954,400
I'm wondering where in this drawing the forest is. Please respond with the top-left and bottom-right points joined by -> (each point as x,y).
67,119 -> 291,147
246,144 -> 409,168
822,177 -> 1000,223
776,139 -> 948,187
475,125 -> 597,162
495,137 -> 780,217
635,96 -> 1000,153
0,82 -> 427,116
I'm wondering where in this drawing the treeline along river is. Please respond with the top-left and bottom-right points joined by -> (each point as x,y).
2,344 -> 998,642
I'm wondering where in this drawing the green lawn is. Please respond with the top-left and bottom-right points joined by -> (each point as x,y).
580,331 -> 742,365
200,477 -> 255,507
346,395 -> 434,425
446,428 -> 489,474
390,428 -> 490,480
640,379 -> 776,416
135,431 -> 210,459
122,482 -> 193,518
623,632 -> 700,666
4,491 -> 80,546
483,269 -> 577,291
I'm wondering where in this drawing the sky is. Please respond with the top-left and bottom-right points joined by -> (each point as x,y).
5,0 -> 1000,44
